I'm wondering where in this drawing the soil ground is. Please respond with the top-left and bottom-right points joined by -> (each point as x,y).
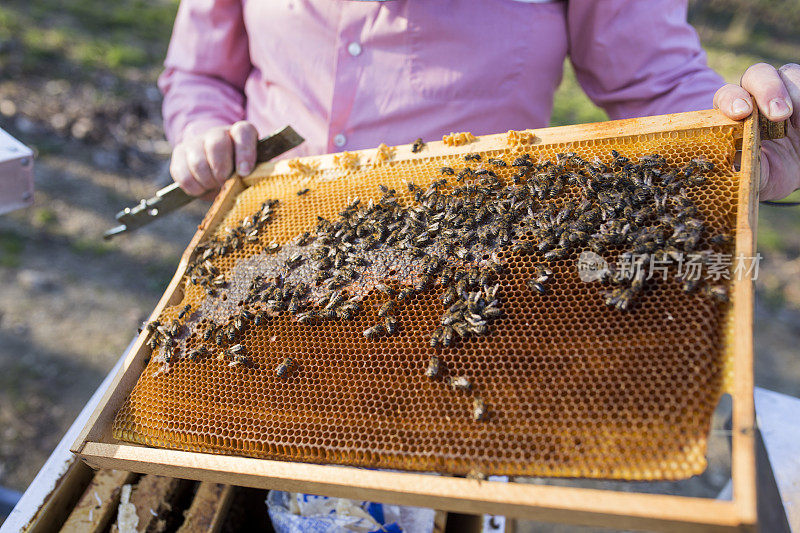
0,1 -> 798,529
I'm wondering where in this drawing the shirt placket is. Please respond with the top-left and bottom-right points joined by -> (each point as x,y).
327,6 -> 368,152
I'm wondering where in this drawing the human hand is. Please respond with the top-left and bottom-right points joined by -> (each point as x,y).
169,121 -> 258,197
713,63 -> 799,201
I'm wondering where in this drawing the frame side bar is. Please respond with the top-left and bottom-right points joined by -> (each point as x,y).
730,112 -> 760,529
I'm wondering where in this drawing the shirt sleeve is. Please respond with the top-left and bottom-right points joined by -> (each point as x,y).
158,0 -> 252,145
567,0 -> 725,120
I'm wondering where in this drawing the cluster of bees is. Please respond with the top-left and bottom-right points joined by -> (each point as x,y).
185,199 -> 279,295
506,150 -> 728,310
141,318 -> 183,363
143,146 -> 730,422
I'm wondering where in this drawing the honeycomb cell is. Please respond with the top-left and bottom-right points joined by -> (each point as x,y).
113,125 -> 741,480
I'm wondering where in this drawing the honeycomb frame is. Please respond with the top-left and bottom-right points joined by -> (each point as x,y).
74,110 -> 760,532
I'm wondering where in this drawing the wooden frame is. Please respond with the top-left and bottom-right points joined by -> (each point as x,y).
72,110 -> 761,532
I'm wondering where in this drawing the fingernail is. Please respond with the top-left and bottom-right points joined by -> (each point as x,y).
769,98 -> 791,119
238,162 -> 252,175
732,98 -> 750,115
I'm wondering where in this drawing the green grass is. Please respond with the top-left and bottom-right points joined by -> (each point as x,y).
32,207 -> 57,227
0,0 -> 178,77
550,61 -> 608,127
758,223 -> 784,254
70,237 -> 112,257
0,230 -> 25,267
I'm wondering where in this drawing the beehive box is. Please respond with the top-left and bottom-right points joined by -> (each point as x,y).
74,110 -> 763,531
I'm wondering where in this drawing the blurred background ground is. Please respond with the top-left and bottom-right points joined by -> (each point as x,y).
0,0 -> 798,528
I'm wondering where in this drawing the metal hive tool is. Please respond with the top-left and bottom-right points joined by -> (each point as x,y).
111,114 -> 749,481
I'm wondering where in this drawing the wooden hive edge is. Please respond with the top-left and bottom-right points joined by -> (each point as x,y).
79,442 -> 746,532
728,110 -> 760,530
244,109 -> 742,184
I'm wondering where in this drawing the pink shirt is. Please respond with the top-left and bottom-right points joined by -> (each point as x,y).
159,0 -> 725,158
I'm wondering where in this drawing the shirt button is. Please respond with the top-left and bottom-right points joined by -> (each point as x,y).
347,42 -> 362,57
333,133 -> 347,147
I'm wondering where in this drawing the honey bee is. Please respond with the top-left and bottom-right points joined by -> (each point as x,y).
543,247 -> 568,261
229,343 -> 245,354
411,138 -> 425,153
512,155 -> 533,168
442,325 -> 455,347
430,326 -> 443,347
464,153 -> 481,161
178,304 -> 192,319
467,266 -> 481,286
203,260 -> 219,276
363,323 -> 386,339
265,242 -> 281,254
349,256 -> 370,267
423,255 -> 443,276
254,310 -> 268,326
375,283 -> 396,297
244,229 -> 260,243
487,158 -> 507,167
415,275 -> 433,292
276,356 -> 293,378
704,284 -> 729,303
441,286 -> 458,306
296,311 -> 317,324
229,353 -> 251,367
336,304 -> 356,320
440,166 -> 455,176
478,269 -> 495,289
483,306 -> 502,319
450,375 -> 471,391
385,316 -> 398,335
168,319 -> 183,337
710,233 -> 733,246
532,265 -> 552,283
188,346 -> 209,361
378,300 -> 396,317
215,329 -> 226,346
362,235 -> 378,250
297,231 -> 314,246
326,290 -> 343,309
425,356 -> 440,378
397,288 -> 415,302
286,253 -> 304,269
297,188 -> 310,196
164,348 -> 177,364
690,157 -> 715,172
439,266 -> 454,286
472,397 -> 487,421
604,286 -> 635,311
